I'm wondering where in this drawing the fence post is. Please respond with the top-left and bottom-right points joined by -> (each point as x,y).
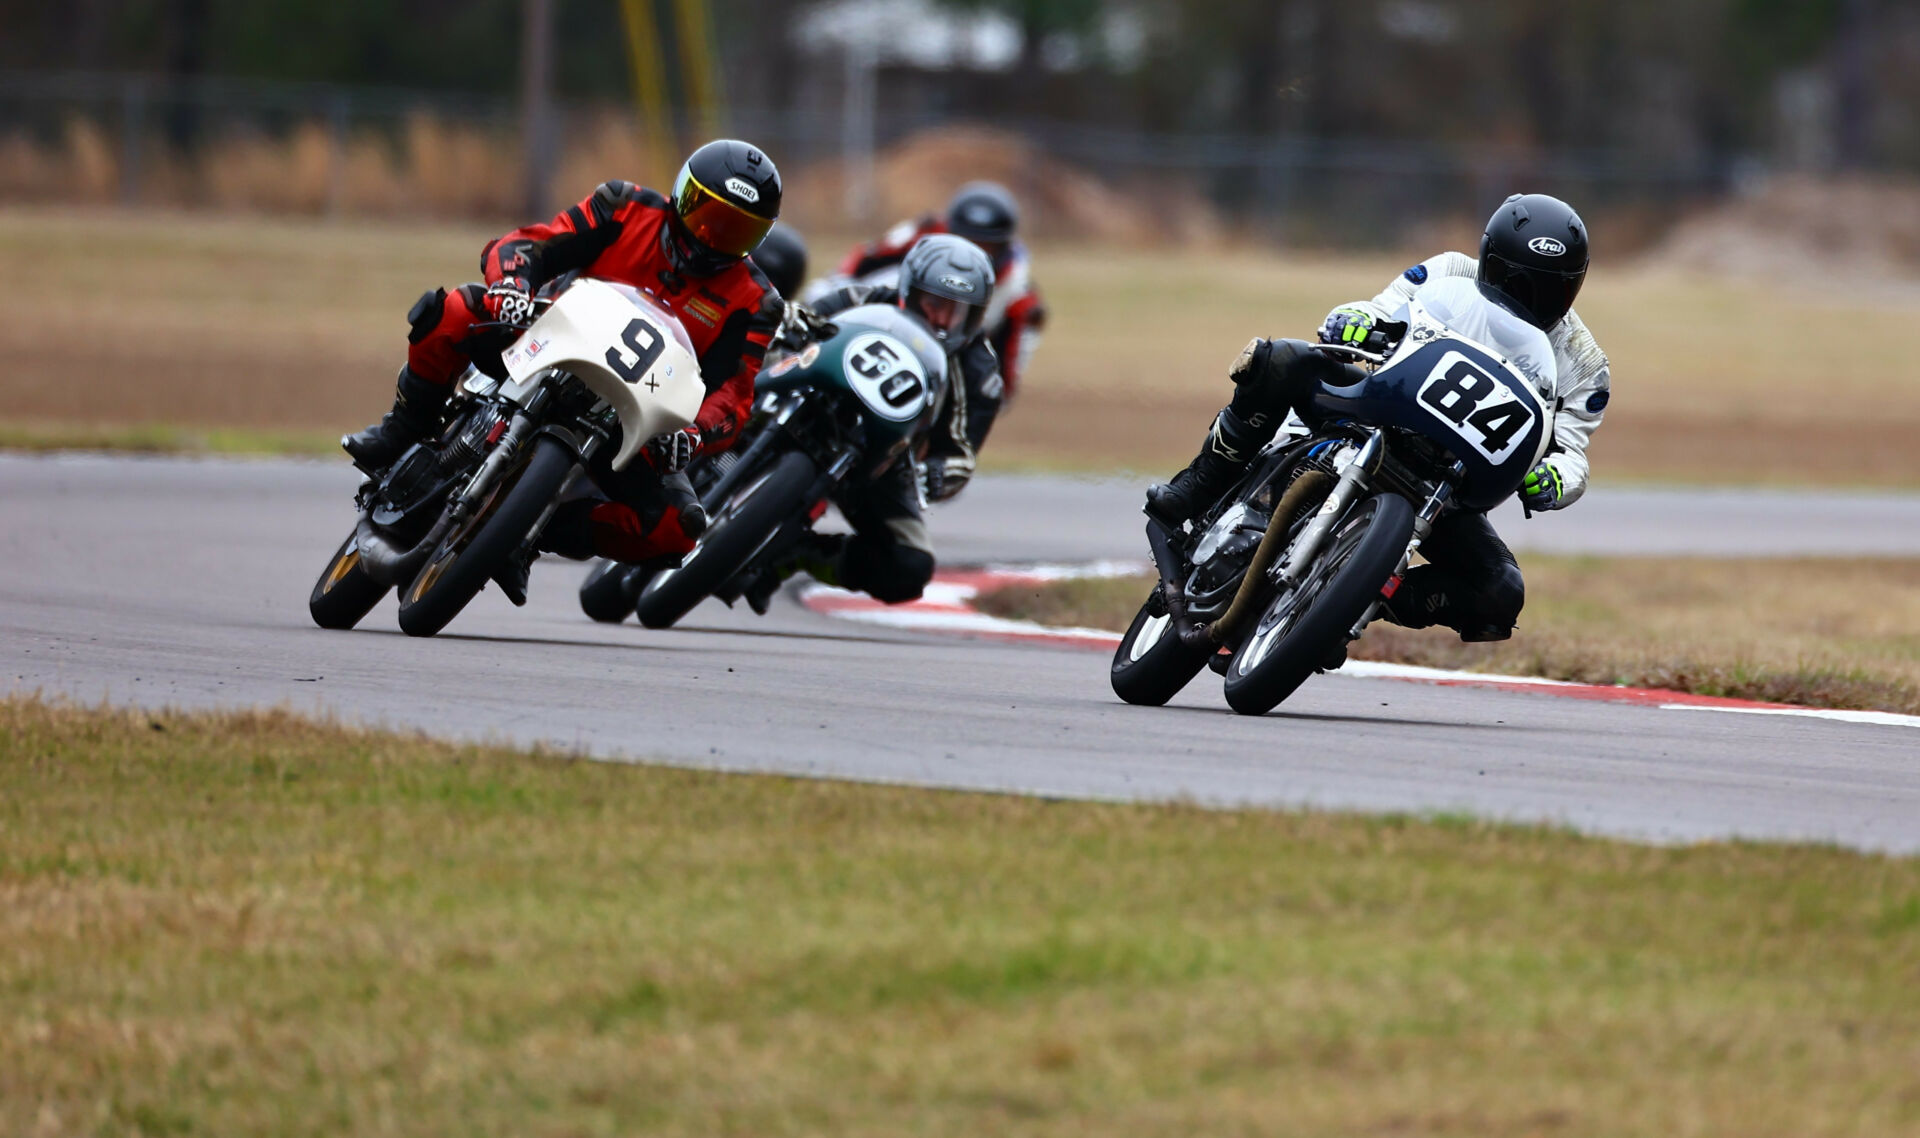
120,75 -> 145,206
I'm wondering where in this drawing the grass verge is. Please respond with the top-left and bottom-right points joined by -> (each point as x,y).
0,419 -> 343,458
974,557 -> 1920,714
4,696 -> 1919,1136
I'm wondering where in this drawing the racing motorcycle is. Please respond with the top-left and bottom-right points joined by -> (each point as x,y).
1111,276 -> 1556,716
307,279 -> 705,637
584,302 -> 948,629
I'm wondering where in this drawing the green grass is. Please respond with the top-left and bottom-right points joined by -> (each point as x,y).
974,556 -> 1920,715
5,697 -> 1919,1136
0,419 -> 343,458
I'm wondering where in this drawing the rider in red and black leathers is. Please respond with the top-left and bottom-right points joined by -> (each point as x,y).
344,140 -> 784,581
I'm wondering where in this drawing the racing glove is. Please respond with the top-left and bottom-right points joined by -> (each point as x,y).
1318,307 -> 1380,348
647,426 -> 701,474
483,276 -> 538,327
1519,461 -> 1568,511
921,454 -> 974,503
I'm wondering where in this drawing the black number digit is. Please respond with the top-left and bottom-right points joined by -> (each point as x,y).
878,372 -> 924,408
1419,359 -> 1496,424
849,339 -> 900,380
1466,400 -> 1530,453
605,318 -> 665,384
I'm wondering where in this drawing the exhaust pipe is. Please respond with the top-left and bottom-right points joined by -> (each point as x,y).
353,511 -> 453,588
1197,469 -> 1334,648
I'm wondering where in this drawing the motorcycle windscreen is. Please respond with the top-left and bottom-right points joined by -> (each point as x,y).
502,280 -> 705,471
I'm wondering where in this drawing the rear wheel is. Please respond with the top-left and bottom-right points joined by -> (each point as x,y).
634,449 -> 820,629
1221,492 -> 1414,716
308,531 -> 390,630
1109,592 -> 1215,706
395,437 -> 575,638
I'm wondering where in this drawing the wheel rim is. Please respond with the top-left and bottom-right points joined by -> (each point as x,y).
402,453 -> 526,606
321,541 -> 361,594
1233,498 -> 1379,676
1128,612 -> 1171,662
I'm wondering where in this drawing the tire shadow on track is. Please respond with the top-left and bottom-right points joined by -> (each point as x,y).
1108,700 -> 1511,732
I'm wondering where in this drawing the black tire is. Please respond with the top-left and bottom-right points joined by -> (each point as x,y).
1221,492 -> 1415,716
308,530 -> 390,630
1109,592 -> 1215,707
578,558 -> 646,624
395,437 -> 575,638
634,449 -> 820,630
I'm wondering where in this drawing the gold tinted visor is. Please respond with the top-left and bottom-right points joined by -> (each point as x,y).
674,172 -> 773,259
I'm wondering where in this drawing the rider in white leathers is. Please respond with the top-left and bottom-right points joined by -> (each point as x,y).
1146,193 -> 1610,641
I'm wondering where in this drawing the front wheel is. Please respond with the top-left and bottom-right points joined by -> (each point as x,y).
395,437 -> 575,638
634,449 -> 821,629
578,558 -> 652,624
1109,591 -> 1215,706
1221,492 -> 1414,716
308,531 -> 390,630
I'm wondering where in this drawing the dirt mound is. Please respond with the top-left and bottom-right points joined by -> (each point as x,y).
783,125 -> 1221,245
1648,176 -> 1920,284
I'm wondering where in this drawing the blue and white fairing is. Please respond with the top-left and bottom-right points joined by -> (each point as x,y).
1307,277 -> 1557,511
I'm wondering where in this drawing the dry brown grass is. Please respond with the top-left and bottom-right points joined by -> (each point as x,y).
5,206 -> 1919,485
5,695 -> 1920,1137
974,556 -> 1920,714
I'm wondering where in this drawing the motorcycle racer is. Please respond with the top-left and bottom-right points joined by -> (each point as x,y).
342,139 -> 785,599
823,181 -> 1046,401
1145,193 -> 1610,642
745,234 -> 1003,610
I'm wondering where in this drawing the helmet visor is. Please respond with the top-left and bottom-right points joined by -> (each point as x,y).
1481,253 -> 1584,329
673,171 -> 774,259
908,288 -> 982,339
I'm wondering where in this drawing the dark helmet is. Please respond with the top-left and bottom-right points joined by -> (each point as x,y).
749,222 -> 808,299
945,181 -> 1019,252
666,139 -> 782,276
897,234 -> 995,343
1476,193 -> 1588,330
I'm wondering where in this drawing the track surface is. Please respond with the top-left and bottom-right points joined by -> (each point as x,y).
5,454 -> 1918,852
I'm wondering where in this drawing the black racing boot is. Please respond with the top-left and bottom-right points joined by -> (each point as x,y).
343,367 -> 450,472
1145,407 -> 1263,526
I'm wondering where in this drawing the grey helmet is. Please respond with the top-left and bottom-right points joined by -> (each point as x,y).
896,233 -> 995,342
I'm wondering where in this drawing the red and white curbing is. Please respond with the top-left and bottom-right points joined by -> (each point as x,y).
799,564 -> 1920,730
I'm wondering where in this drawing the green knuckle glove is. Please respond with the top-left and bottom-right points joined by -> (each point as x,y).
1520,461 -> 1565,510
1319,308 -> 1377,347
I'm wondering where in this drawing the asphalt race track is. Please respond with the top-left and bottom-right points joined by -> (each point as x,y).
5,453 -> 1918,852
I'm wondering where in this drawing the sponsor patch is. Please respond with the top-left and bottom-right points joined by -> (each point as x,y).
1528,236 -> 1567,257
1585,389 -> 1610,413
1402,263 -> 1429,284
724,176 -> 760,204
683,296 -> 725,327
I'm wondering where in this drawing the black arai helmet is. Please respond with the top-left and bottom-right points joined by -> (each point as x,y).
1476,193 -> 1588,330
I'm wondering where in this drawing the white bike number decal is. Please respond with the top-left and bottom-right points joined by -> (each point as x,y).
842,332 -> 928,423
1414,350 -> 1536,462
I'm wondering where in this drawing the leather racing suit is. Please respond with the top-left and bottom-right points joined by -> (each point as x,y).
1218,252 -> 1610,639
407,180 -> 783,565
799,281 -> 1005,603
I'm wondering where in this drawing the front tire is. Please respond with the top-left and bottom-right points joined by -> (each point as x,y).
634,449 -> 820,630
1221,492 -> 1414,716
1109,592 -> 1215,706
395,437 -> 575,638
308,531 -> 390,630
578,558 -> 648,624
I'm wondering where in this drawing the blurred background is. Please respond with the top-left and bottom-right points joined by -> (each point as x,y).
2,0 -> 1918,480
